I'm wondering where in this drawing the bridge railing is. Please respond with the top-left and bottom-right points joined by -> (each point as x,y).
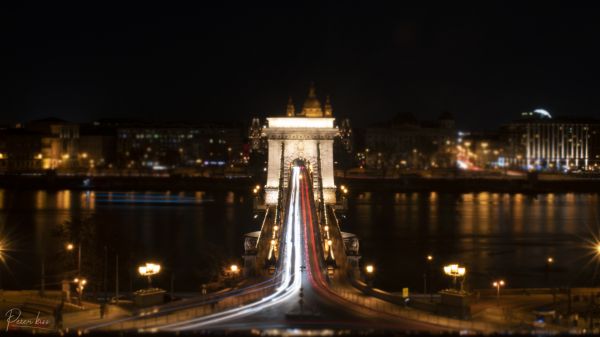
91,167 -> 301,332
93,258 -> 292,332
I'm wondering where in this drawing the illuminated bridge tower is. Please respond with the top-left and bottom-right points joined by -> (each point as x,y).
263,84 -> 339,205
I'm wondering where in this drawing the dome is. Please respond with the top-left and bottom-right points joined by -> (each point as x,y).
300,83 -> 324,117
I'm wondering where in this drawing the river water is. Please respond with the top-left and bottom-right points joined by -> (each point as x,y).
0,189 -> 599,293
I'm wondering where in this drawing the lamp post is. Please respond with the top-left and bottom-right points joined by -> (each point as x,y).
493,280 -> 505,305
365,264 -> 374,287
424,255 -> 433,296
546,256 -> 554,287
230,264 -> 240,280
138,262 -> 161,289
443,264 -> 466,292
73,277 -> 87,306
66,242 -> 82,277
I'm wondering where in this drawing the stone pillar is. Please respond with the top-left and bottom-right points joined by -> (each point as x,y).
265,139 -> 282,205
242,255 -> 257,278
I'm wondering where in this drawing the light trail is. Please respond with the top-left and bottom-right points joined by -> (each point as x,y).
161,166 -> 304,331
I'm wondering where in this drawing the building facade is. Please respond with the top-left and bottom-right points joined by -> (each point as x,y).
502,113 -> 600,171
262,84 -> 339,205
115,122 -> 245,172
363,112 -> 456,171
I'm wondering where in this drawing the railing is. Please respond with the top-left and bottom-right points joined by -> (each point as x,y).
329,279 -> 498,333
99,272 -> 289,331
91,165 -> 302,332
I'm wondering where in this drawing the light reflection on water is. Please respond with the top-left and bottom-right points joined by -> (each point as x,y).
1,189 -> 600,293
0,189 -> 253,291
344,192 -> 600,292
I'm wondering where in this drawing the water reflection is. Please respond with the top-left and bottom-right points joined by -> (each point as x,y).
345,191 -> 600,292
0,189 -> 253,291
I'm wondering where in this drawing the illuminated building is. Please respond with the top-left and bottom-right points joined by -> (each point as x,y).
456,131 -> 506,170
363,111 -> 456,170
78,123 -> 118,169
502,111 -> 600,170
260,84 -> 339,204
115,122 -> 245,172
22,118 -> 80,170
1,128 -> 44,171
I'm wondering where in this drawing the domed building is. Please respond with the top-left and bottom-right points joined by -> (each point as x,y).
286,83 -> 332,118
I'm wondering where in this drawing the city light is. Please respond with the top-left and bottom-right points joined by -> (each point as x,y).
73,277 -> 88,306
427,255 -> 433,261
66,243 -> 74,251
547,257 -> 554,264
230,264 -> 239,273
444,264 -> 466,291
267,117 -> 335,129
493,279 -> 505,303
138,262 -> 161,276
365,265 -> 374,274
138,262 -> 161,288
443,264 -> 466,277
533,109 -> 552,119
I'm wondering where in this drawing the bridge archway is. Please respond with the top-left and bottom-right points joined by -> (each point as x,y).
263,118 -> 339,205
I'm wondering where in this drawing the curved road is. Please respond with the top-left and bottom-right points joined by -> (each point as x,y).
159,165 -> 444,333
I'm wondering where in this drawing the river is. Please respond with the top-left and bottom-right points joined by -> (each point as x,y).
0,189 -> 598,294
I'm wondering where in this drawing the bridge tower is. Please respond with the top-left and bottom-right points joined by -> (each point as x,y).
263,84 -> 339,205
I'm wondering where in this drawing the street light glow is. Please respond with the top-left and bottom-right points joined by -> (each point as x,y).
427,255 -> 433,261
547,257 -> 554,264
443,264 -> 466,277
66,243 -> 74,251
230,264 -> 239,273
365,265 -> 374,274
138,262 -> 161,276
493,280 -> 505,287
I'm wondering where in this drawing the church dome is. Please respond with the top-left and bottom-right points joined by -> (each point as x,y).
300,83 -> 324,117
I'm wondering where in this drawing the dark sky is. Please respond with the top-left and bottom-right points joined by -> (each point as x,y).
2,3 -> 600,130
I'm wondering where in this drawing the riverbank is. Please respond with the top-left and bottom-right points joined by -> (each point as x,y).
1,173 -> 599,193
0,174 -> 255,191
337,175 -> 600,193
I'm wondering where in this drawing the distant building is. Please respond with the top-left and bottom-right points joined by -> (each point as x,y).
115,122 -> 245,171
456,131 -> 506,170
1,128 -> 43,171
79,123 -> 118,169
363,112 -> 456,170
502,112 -> 600,171
26,118 -> 80,169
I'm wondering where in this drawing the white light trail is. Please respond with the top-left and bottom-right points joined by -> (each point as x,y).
161,167 -> 304,331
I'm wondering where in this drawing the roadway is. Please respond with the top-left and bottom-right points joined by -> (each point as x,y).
157,164 -> 445,333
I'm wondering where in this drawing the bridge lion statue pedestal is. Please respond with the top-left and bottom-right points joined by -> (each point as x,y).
243,231 -> 260,277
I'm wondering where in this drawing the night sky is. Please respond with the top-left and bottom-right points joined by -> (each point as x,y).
3,3 -> 600,130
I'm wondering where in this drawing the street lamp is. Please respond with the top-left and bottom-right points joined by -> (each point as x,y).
73,277 -> 87,306
66,242 -> 82,277
424,255 -> 433,296
493,280 -> 505,305
138,262 -> 161,289
364,264 -> 375,287
443,264 -> 466,292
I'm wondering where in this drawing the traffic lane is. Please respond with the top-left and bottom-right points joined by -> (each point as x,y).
297,169 -> 448,332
